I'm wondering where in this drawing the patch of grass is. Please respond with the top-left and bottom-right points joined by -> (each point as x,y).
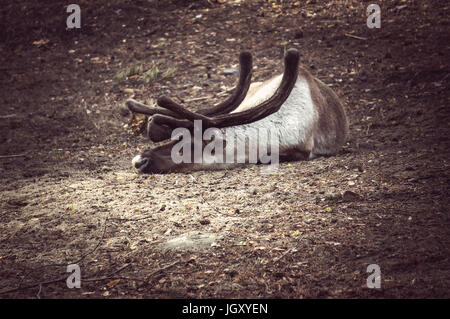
142,64 -> 177,83
142,65 -> 160,83
161,66 -> 177,79
115,64 -> 144,80
116,63 -> 177,83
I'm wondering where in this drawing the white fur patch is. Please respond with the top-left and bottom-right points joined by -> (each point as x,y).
226,74 -> 316,151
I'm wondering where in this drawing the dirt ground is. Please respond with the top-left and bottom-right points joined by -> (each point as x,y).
0,0 -> 449,298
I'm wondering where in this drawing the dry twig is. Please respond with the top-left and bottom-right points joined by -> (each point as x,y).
344,33 -> 367,40
0,154 -> 27,159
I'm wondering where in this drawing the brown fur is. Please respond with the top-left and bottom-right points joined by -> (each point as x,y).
299,66 -> 349,155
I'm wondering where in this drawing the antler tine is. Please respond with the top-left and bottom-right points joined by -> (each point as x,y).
156,51 -> 253,119
206,48 -> 300,128
156,96 -> 210,121
126,99 -> 180,118
198,51 -> 253,116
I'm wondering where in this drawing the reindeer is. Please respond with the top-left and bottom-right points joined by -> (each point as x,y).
126,49 -> 348,173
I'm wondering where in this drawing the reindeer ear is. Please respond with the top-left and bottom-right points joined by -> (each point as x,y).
147,119 -> 172,142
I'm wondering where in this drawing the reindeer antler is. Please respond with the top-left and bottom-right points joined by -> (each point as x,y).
126,51 -> 253,141
127,49 -> 300,142
149,49 -> 300,133
126,51 -> 253,118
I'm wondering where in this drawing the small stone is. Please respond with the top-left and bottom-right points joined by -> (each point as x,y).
223,68 -> 238,76
325,193 -> 342,201
343,191 -> 361,202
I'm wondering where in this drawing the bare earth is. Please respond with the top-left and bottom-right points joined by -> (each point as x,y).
0,0 -> 449,298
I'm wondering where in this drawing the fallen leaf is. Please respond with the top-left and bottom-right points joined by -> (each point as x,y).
32,39 -> 49,47
291,230 -> 301,237
107,279 -> 120,289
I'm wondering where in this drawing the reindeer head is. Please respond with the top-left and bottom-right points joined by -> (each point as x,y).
127,49 -> 301,173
